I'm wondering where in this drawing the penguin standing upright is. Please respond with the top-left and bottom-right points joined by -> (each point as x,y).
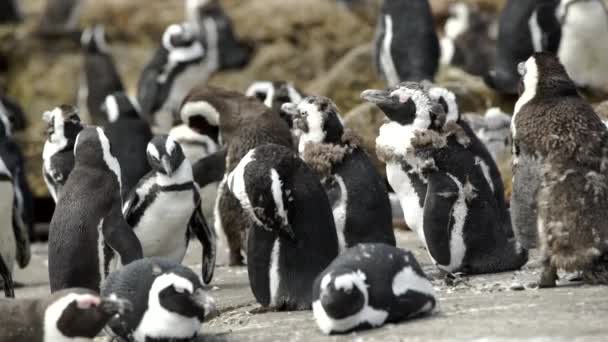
37,0 -> 83,37
0,288 -> 132,342
512,53 -> 608,287
42,105 -> 84,202
79,25 -> 124,125
312,243 -> 436,334
102,258 -> 216,342
282,96 -> 395,250
373,0 -> 439,86
102,92 -> 152,199
246,81 -> 305,129
48,127 -> 143,292
227,144 -> 339,310
0,156 -> 16,297
118,135 -> 216,284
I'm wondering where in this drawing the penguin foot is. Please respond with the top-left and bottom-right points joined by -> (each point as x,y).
248,306 -> 274,314
444,272 -> 468,287
538,265 -> 558,288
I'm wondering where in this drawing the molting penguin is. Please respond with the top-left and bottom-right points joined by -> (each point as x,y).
102,257 -> 216,342
184,86 -> 293,266
79,25 -> 124,125
373,0 -> 439,86
42,105 -> 84,202
48,127 -> 143,292
0,288 -> 132,342
102,92 -> 153,199
137,22 -> 206,128
246,81 -> 305,129
512,53 -> 608,287
227,144 -> 339,310
408,124 -> 527,274
118,135 -> 216,283
312,243 -> 436,334
282,96 -> 395,250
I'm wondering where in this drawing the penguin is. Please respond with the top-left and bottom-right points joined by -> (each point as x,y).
137,22 -> 206,127
185,0 -> 252,70
408,123 -> 527,274
48,127 -> 143,292
0,0 -> 22,23
0,95 -> 27,132
0,156 -> 16,297
79,25 -> 125,125
227,143 -> 339,310
118,135 -> 216,284
312,243 -> 436,334
0,109 -> 31,268
512,52 -> 608,287
373,0 -> 440,86
42,105 -> 84,202
440,2 -> 496,77
102,92 -> 153,199
463,107 -> 512,163
181,86 -> 293,266
281,96 -> 396,250
0,288 -> 132,342
102,257 -> 216,342
37,0 -> 84,37
246,81 -> 305,128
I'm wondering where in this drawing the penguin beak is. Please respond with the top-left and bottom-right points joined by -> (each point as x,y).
99,295 -> 133,316
191,288 -> 218,320
360,89 -> 397,106
162,156 -> 173,175
280,103 -> 299,117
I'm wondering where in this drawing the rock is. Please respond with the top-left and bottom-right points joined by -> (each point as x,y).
343,102 -> 385,176
510,283 -> 525,291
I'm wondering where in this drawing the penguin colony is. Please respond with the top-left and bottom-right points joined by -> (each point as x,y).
1,0 -> 608,340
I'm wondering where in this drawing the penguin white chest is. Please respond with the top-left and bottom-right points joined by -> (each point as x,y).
386,162 -> 425,245
134,190 -> 194,262
330,175 -> 348,251
0,181 -> 15,270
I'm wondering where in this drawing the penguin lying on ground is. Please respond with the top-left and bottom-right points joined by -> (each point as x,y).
48,127 -> 143,293
115,135 -> 216,284
0,288 -> 132,342
312,243 -> 436,334
512,52 -> 608,287
227,144 -> 339,310
373,0 -> 439,86
42,105 -> 84,202
102,92 -> 152,200
282,96 -> 395,250
79,25 -> 124,125
183,86 -> 293,266
102,257 -> 216,342
246,81 -> 305,129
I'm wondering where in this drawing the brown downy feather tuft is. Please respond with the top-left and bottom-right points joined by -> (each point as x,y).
410,129 -> 445,149
443,121 -> 471,147
301,142 -> 351,179
341,128 -> 362,149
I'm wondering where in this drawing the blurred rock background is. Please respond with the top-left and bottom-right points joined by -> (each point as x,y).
0,0 -> 512,203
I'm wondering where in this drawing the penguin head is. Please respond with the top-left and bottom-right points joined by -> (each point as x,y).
81,25 -> 110,54
162,22 -> 205,66
517,52 -> 577,100
101,92 -> 141,123
147,135 -> 187,176
282,96 -> 344,152
179,94 -> 221,143
315,270 -> 368,320
74,127 -> 121,182
42,105 -> 83,146
148,269 -> 215,322
246,81 -> 304,128
44,288 -> 132,340
427,85 -> 460,124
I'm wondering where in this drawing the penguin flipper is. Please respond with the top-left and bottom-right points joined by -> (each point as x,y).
12,208 -> 30,269
192,148 -> 227,188
103,203 -> 143,266
0,254 -> 14,297
189,194 -> 216,284
422,172 -> 460,268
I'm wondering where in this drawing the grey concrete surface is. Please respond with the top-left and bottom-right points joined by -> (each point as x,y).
11,230 -> 608,341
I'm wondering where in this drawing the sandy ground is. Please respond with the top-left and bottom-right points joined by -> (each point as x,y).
12,229 -> 608,341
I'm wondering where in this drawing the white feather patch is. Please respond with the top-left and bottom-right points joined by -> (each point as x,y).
297,101 -> 327,154
380,15 -> 400,87
475,157 -> 494,193
269,168 -> 288,227
227,149 -> 263,226
428,86 -> 459,123
180,101 -> 220,127
44,293 -> 101,342
268,239 -> 281,306
512,57 -> 538,139
245,81 -> 273,104
392,264 -> 435,297
96,127 -> 122,188
436,174 -> 467,272
332,175 -> 348,252
389,87 -> 433,129
105,95 -> 120,123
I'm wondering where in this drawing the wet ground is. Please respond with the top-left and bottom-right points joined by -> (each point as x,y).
13,230 -> 608,341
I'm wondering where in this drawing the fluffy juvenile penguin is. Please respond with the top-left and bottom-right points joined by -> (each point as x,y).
102,258 -> 216,342
312,243 -> 436,334
282,96 -> 395,250
119,135 -> 216,284
373,0 -> 440,86
137,22 -> 206,126
102,92 -> 152,199
227,144 -> 339,310
79,25 -> 124,125
408,124 -> 527,274
0,288 -> 132,342
246,81 -> 305,128
512,53 -> 608,287
48,127 -> 143,292
42,105 -> 84,202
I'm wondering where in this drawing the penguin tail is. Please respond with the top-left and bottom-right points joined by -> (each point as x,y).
583,252 -> 608,285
